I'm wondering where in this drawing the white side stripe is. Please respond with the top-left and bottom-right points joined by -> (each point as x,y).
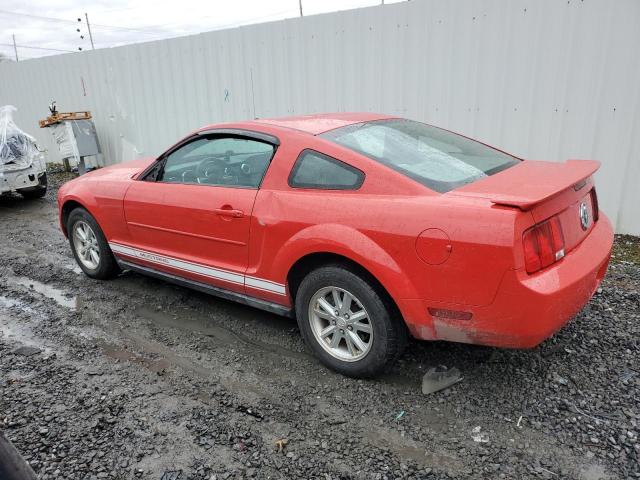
245,276 -> 287,294
109,242 -> 286,295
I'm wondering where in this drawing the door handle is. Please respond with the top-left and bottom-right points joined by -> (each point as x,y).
214,207 -> 244,218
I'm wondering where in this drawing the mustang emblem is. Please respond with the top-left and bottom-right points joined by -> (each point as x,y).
579,202 -> 590,230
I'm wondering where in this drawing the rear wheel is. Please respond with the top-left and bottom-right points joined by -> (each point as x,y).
67,208 -> 120,279
295,265 -> 407,377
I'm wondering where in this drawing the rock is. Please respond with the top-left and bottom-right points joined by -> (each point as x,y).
160,471 -> 182,480
471,426 -> 489,443
14,346 -> 42,356
0,182 -> 638,480
421,366 -> 463,394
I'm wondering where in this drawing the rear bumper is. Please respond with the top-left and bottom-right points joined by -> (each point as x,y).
0,163 -> 46,194
401,214 -> 614,348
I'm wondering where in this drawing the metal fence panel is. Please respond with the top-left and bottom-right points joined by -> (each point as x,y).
1,0 -> 638,234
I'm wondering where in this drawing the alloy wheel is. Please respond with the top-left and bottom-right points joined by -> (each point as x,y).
73,221 -> 100,270
308,286 -> 373,362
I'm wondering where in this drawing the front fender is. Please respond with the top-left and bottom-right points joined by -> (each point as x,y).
271,223 -> 420,301
58,177 -> 130,241
58,181 -> 98,237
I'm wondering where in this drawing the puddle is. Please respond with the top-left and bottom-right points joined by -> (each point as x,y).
98,335 -> 213,379
66,324 -> 106,341
0,294 -> 56,355
0,295 -> 43,318
0,295 -> 36,314
111,331 -> 274,399
7,276 -> 76,310
0,296 -> 19,308
135,306 -> 311,361
0,312 -> 53,354
0,318 -> 32,343
101,342 -> 170,374
98,335 -> 269,398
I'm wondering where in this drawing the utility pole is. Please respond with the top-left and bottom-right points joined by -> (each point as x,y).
85,13 -> 95,49
299,0 -> 303,17
12,34 -> 18,61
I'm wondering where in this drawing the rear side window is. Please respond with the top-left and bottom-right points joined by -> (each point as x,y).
289,149 -> 364,190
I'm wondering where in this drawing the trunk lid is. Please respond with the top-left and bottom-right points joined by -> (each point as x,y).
450,159 -> 600,253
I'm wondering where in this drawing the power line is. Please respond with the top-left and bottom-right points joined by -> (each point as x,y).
0,42 -> 75,53
0,8 -> 71,24
1,8 -> 297,60
0,6 -> 303,36
1,3 -> 383,60
91,22 -> 167,35
196,8 -> 299,32
91,5 -> 144,14
0,9 -> 167,35
0,53 -> 36,60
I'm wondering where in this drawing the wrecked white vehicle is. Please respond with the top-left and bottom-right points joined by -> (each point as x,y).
0,105 -> 47,198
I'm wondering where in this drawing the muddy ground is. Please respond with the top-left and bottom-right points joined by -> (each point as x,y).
0,172 -> 638,480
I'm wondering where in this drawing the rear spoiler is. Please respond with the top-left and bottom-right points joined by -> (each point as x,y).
453,160 -> 600,211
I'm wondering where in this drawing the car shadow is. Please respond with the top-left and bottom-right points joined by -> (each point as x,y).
115,268 -> 555,391
0,192 -> 47,210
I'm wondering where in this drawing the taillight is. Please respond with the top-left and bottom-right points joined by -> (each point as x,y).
590,188 -> 599,222
522,216 -> 565,274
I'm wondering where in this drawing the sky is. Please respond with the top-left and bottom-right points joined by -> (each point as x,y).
0,0 -> 403,61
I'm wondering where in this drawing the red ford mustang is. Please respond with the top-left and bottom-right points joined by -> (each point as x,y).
57,113 -> 613,377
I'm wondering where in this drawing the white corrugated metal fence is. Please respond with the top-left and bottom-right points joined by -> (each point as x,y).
1,0 -> 639,234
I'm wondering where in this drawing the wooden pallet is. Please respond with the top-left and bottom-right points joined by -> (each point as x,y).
39,111 -> 92,128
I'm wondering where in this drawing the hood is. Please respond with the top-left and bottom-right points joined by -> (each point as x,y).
83,157 -> 155,181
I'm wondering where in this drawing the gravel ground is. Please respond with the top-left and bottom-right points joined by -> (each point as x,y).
0,171 -> 638,480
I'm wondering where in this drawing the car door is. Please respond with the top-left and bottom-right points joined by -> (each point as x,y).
120,132 -> 276,293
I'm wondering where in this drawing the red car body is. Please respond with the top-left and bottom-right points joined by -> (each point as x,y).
57,113 -> 613,350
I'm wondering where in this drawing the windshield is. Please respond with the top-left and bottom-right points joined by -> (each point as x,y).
321,119 -> 520,193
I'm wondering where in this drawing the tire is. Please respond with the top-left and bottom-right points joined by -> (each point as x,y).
67,208 -> 120,279
19,173 -> 47,199
295,265 -> 407,377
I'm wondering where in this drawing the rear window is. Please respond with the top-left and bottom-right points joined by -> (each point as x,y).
320,119 -> 519,193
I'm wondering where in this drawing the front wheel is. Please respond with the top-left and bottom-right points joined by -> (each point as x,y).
295,265 -> 407,377
67,208 -> 120,279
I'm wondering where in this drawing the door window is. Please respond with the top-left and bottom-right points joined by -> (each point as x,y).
158,136 -> 275,188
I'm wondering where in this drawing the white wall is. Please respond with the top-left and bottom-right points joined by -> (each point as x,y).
1,0 -> 639,234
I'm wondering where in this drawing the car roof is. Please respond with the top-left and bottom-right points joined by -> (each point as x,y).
252,112 -> 397,135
